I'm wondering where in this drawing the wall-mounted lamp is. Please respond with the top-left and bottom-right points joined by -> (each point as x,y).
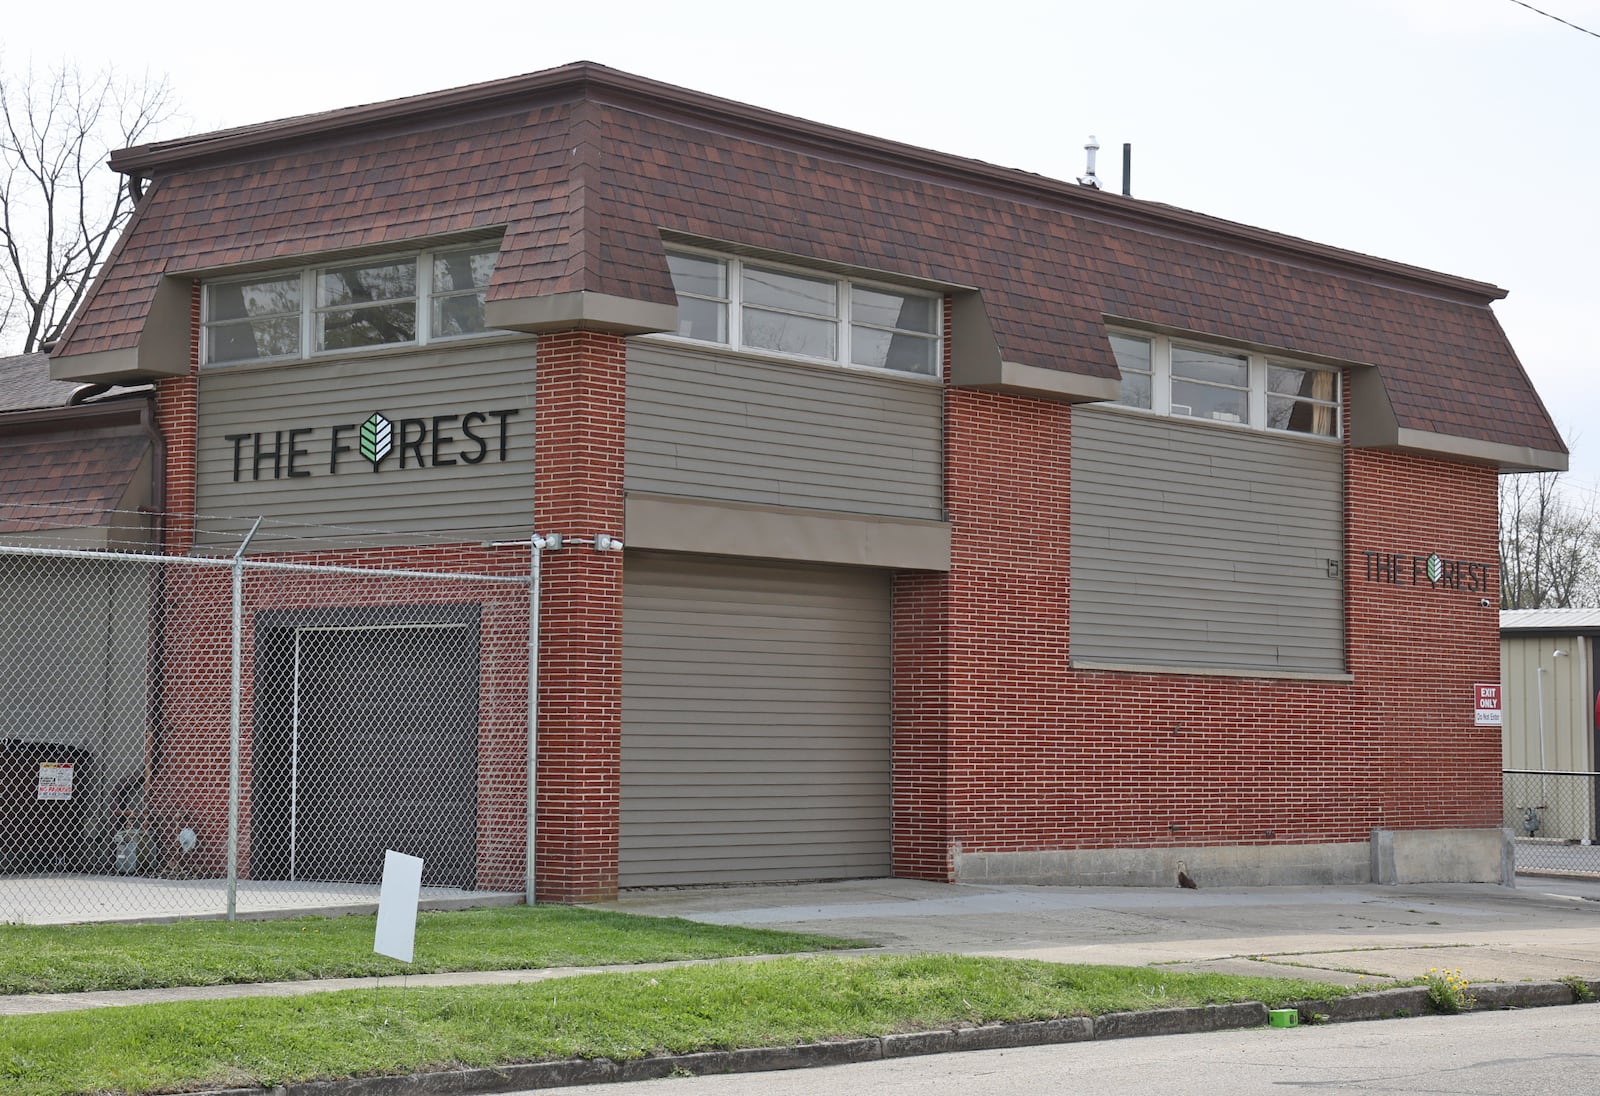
594,534 -> 624,553
537,533 -> 564,551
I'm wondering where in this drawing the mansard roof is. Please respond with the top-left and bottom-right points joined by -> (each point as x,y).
52,62 -> 1564,471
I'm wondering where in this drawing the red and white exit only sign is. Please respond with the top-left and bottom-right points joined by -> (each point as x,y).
1474,683 -> 1503,727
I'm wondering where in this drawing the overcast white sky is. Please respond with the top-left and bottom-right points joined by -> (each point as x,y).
7,0 -> 1597,489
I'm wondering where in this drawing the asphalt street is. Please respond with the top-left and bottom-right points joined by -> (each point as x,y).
541,1007 -> 1600,1096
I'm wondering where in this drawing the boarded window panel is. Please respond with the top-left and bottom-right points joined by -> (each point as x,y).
1070,407 -> 1344,673
626,341 -> 942,520
621,553 -> 891,887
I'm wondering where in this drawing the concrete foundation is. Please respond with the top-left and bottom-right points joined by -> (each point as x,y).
954,829 -> 1513,888
1370,827 -> 1514,886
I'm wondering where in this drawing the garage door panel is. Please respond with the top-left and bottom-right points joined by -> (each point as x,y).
621,553 -> 890,887
622,817 -> 890,841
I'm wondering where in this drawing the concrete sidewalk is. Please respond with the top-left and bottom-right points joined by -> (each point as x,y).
599,873 -> 1600,987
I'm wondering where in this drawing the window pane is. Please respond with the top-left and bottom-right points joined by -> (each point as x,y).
743,307 -> 837,358
1172,345 -> 1247,387
432,247 -> 497,294
319,260 -> 416,307
318,303 -> 417,350
667,253 -> 727,299
208,277 -> 300,323
432,294 -> 488,338
1172,379 -> 1248,424
1109,334 -> 1153,408
677,296 -> 727,342
209,317 -> 300,363
1269,396 -> 1338,436
852,327 -> 937,374
743,266 -> 836,317
851,286 -> 935,333
1117,370 -> 1152,409
1269,363 -> 1336,402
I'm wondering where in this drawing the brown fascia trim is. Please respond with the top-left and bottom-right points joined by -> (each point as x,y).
109,62 -> 602,173
109,63 -> 1505,308
0,394 -> 156,439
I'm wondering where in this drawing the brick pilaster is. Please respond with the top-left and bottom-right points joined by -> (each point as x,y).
532,331 -> 627,902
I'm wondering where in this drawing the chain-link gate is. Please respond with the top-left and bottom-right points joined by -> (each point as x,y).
1504,769 -> 1600,876
0,537 -> 533,923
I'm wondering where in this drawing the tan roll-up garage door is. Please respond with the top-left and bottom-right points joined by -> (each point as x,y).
621,552 -> 891,887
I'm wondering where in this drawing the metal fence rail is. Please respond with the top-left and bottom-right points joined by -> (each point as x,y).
0,537 -> 532,923
1504,768 -> 1600,875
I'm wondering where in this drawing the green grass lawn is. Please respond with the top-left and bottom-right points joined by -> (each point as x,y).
0,906 -> 857,994
0,955 -> 1350,1096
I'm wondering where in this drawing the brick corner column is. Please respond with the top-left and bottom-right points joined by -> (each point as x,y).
533,330 -> 627,903
155,283 -> 203,553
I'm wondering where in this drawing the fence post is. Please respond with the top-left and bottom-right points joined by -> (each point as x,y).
525,533 -> 550,906
226,518 -> 262,921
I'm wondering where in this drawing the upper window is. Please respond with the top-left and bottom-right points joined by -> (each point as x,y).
1108,331 -> 1340,439
664,249 -> 941,377
203,243 -> 499,366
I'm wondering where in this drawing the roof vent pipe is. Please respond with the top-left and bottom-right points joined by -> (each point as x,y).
1078,135 -> 1102,189
1122,143 -> 1132,197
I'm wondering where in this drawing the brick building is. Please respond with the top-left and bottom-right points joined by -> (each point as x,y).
38,62 -> 1564,901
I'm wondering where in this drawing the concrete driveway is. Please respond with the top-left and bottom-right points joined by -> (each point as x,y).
600,874 -> 1600,986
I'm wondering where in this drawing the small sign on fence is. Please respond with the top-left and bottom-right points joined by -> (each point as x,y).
36,763 -> 74,800
1474,683 -> 1503,727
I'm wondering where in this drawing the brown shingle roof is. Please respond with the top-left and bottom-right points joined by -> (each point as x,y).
0,424 -> 152,534
0,353 -> 79,411
54,62 -> 1563,458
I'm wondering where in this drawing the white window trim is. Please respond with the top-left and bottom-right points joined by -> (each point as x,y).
201,244 -> 499,368
1107,329 -> 1343,441
656,245 -> 944,381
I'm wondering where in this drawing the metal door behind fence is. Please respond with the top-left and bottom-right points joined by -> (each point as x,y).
251,619 -> 479,889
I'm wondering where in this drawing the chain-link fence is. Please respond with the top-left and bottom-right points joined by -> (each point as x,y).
0,535 -> 533,923
1503,769 -> 1600,876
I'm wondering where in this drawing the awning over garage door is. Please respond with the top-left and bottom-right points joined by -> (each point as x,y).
621,553 -> 891,887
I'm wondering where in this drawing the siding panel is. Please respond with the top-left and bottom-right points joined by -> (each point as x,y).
1070,408 -> 1344,672
626,342 -> 942,520
194,339 -> 537,548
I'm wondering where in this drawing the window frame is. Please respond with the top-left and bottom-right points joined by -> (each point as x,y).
658,246 -> 944,380
1106,329 -> 1343,441
201,242 -> 501,368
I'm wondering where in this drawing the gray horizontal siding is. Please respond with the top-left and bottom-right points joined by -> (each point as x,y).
621,553 -> 891,887
1070,408 -> 1344,673
626,341 -> 942,520
195,339 -> 536,548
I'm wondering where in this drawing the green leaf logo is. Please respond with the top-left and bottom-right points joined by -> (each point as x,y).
1426,553 -> 1443,585
359,413 -> 393,466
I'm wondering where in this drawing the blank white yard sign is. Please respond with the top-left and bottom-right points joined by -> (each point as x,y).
374,850 -> 424,963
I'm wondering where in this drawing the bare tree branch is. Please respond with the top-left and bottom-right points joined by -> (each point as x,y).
1500,471 -> 1600,608
0,59 -> 174,353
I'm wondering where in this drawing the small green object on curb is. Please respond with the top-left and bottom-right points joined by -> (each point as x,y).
1269,1009 -> 1300,1028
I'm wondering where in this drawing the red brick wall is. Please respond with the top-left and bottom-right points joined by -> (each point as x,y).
152,281 -> 200,553
893,371 -> 1502,877
531,331 -> 627,903
142,545 -> 532,887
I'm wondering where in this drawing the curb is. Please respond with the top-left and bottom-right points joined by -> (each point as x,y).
193,980 -> 1600,1096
